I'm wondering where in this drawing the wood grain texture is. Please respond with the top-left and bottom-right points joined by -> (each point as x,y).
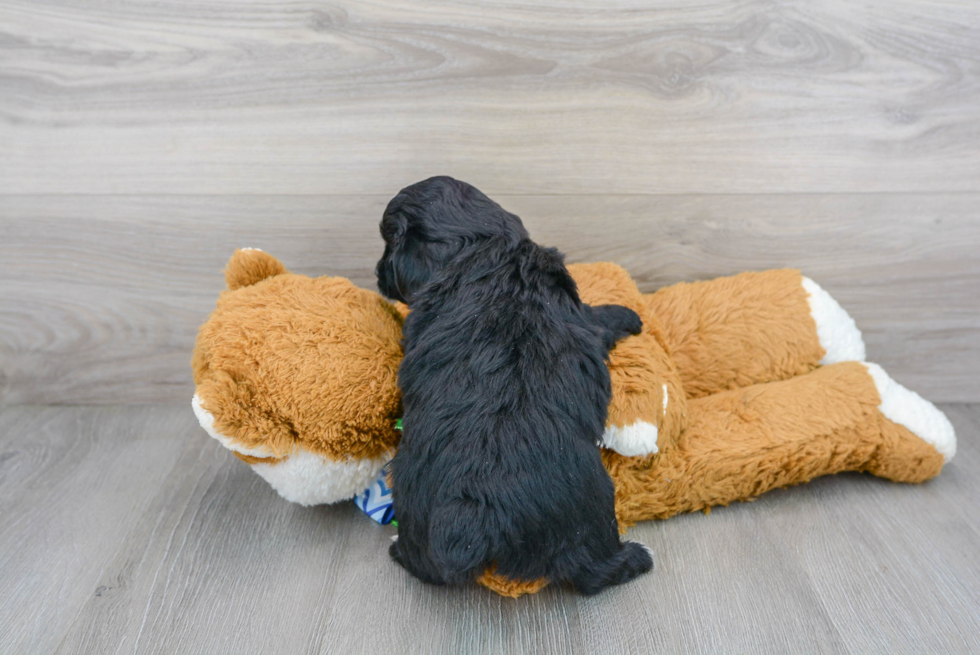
2,193 -> 978,404
1,0 -> 979,195
0,403 -> 974,654
0,406 -> 196,653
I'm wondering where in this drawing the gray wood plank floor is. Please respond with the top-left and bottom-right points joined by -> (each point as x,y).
1,403 -> 977,654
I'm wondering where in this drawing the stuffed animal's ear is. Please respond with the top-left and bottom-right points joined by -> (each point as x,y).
224,248 -> 288,290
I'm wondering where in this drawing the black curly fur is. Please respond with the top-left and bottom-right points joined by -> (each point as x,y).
376,176 -> 653,595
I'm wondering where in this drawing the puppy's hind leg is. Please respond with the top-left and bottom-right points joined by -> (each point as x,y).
428,499 -> 494,585
389,538 -> 448,586
570,541 -> 654,596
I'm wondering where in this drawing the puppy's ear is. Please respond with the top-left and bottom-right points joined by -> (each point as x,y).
380,208 -> 409,244
389,239 -> 445,304
377,209 -> 411,303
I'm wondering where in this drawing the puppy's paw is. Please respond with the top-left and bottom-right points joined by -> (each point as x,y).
618,307 -> 643,337
592,304 -> 643,339
603,305 -> 643,339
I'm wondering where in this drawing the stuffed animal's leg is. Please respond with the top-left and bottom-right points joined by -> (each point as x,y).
643,269 -> 865,398
606,362 -> 954,527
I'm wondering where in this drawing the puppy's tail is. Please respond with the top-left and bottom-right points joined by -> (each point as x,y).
428,499 -> 494,583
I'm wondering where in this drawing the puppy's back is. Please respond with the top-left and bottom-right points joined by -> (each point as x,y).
394,239 -> 619,582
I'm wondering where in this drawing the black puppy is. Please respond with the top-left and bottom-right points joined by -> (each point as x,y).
376,176 -> 653,595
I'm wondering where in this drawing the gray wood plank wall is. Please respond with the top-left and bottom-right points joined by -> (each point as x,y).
2,0 -> 979,406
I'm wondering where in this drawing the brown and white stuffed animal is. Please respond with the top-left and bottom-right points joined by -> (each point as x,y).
192,249 -> 955,596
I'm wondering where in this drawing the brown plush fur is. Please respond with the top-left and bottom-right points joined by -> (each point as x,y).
225,248 -> 289,290
193,250 -> 403,461
644,269 -> 825,398
605,362 -> 943,528
476,565 -> 551,598
193,250 -> 948,597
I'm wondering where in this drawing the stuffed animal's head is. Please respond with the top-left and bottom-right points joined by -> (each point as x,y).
191,249 -> 404,505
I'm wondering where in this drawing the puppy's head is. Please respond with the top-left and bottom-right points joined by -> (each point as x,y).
375,176 -> 528,303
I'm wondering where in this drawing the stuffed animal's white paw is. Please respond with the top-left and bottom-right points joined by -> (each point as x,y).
601,421 -> 659,457
863,363 -> 956,461
802,277 -> 866,364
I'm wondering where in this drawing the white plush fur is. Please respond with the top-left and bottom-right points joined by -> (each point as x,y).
192,394 -> 275,458
192,393 -> 391,505
802,277 -> 866,364
602,420 -> 659,457
251,449 -> 392,506
863,363 -> 957,461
